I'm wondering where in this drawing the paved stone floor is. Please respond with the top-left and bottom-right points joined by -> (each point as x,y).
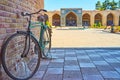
2,28 -> 120,80
29,48 -> 120,80
2,48 -> 120,80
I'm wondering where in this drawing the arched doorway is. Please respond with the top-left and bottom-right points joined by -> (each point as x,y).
66,12 -> 77,26
52,14 -> 60,26
107,13 -> 114,26
94,13 -> 102,25
82,13 -> 90,26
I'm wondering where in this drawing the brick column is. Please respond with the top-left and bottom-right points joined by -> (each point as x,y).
102,14 -> 107,26
90,14 -> 94,26
114,14 -> 119,26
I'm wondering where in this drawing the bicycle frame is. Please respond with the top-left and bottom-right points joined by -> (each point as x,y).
30,22 -> 50,53
20,9 -> 49,58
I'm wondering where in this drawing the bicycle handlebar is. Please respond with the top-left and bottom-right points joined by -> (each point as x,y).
21,9 -> 47,16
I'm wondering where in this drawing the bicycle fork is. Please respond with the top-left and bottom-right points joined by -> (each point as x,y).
21,33 -> 31,58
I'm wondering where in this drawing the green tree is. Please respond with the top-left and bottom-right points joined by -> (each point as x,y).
110,0 -> 118,10
95,0 -> 118,10
96,1 -> 101,10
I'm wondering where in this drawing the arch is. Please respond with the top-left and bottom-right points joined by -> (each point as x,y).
107,13 -> 114,26
65,12 -> 77,26
82,13 -> 90,26
52,14 -> 60,26
94,13 -> 102,25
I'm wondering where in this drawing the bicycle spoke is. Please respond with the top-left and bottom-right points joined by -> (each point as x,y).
42,28 -> 51,58
2,33 -> 40,80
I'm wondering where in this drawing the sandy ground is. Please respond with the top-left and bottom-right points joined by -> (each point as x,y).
51,27 -> 120,48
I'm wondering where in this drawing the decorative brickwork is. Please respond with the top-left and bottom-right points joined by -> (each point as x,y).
0,0 -> 44,79
47,10 -> 120,26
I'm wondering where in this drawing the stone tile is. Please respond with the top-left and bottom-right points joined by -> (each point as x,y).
81,67 -> 100,75
50,49 -> 56,53
30,78 -> 41,80
65,51 -> 75,54
39,65 -> 48,71
75,50 -> 85,54
64,65 -> 80,71
77,56 -> 90,59
63,78 -> 82,80
32,71 -> 45,79
65,54 -> 76,57
116,57 -> 120,60
46,68 -> 63,74
83,75 -> 104,80
96,65 -> 115,71
111,54 -> 120,57
89,54 -> 100,57
63,70 -> 82,79
43,74 -> 62,80
105,59 -> 120,63
65,49 -> 75,52
93,61 -> 109,65
99,53 -> 111,56
104,78 -> 120,80
102,55 -> 114,59
85,50 -> 96,53
48,62 -> 63,68
78,59 -> 92,63
90,57 -> 104,61
115,68 -> 120,73
56,49 -> 65,52
100,71 -> 120,78
79,63 -> 96,68
40,60 -> 50,65
65,57 -> 77,60
76,52 -> 87,56
110,63 -> 120,68
65,60 -> 78,66
51,59 -> 64,63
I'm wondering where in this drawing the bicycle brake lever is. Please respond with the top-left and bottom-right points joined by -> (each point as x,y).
21,12 -> 30,16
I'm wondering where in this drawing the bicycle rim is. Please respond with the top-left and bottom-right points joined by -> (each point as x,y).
42,29 -> 51,57
1,32 -> 41,80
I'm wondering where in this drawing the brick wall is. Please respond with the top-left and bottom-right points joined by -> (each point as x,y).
0,0 -> 44,79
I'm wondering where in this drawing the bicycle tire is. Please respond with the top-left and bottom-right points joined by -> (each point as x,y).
42,28 -> 51,58
1,32 -> 41,80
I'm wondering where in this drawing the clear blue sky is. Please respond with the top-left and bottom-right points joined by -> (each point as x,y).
44,0 -> 118,11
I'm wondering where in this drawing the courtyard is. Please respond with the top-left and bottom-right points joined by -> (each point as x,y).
1,0 -> 120,80
52,27 -> 120,48
2,27 -> 120,80
31,28 -> 120,80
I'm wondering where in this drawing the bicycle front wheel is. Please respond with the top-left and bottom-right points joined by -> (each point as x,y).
42,28 -> 51,58
1,32 -> 41,80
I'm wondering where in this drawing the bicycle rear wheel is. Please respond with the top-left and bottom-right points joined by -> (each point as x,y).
1,32 -> 41,80
42,28 -> 51,58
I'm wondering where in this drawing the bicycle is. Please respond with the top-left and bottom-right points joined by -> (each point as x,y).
1,9 -> 51,80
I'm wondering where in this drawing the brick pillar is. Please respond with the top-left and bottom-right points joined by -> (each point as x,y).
114,14 -> 119,26
90,14 -> 94,26
102,14 -> 107,26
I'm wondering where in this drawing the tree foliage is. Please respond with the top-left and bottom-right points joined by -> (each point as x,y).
95,0 -> 118,10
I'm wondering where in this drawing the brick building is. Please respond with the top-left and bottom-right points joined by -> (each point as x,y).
47,9 -> 120,27
0,0 -> 44,79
